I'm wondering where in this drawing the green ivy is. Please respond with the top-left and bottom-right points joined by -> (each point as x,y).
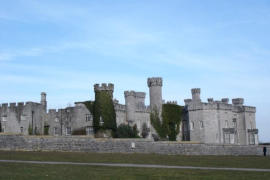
83,91 -> 117,137
150,104 -> 183,141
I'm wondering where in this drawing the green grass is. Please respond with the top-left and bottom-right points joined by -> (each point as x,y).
0,151 -> 269,169
0,151 -> 270,179
0,163 -> 270,180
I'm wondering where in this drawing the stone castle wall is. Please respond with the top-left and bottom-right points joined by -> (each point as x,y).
0,135 -> 268,156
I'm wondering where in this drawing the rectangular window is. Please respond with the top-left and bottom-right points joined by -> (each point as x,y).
1,116 -> 7,122
54,127 -> 58,136
224,133 -> 230,144
86,114 -> 92,122
66,127 -> 71,136
20,127 -> 23,133
249,133 -> 255,145
86,126 -> 94,135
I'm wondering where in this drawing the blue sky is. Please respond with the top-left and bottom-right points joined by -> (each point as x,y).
0,0 -> 270,141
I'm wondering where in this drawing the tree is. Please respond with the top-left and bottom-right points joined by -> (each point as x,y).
150,104 -> 183,141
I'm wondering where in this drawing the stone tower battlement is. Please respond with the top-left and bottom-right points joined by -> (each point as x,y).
94,83 -> 114,92
147,77 -> 163,113
147,77 -> 163,87
124,91 -> 146,99
191,88 -> 201,101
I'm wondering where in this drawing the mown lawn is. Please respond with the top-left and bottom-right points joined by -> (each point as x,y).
0,163 -> 270,180
0,151 -> 269,169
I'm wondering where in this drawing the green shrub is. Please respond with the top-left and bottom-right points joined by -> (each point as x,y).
141,123 -> 150,138
116,124 -> 139,138
72,128 -> 86,135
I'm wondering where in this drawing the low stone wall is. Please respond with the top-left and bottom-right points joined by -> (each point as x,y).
0,135 -> 269,156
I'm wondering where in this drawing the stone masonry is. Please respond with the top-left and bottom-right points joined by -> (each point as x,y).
0,77 -> 259,145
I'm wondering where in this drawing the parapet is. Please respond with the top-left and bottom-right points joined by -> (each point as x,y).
18,102 -> 25,106
184,99 -> 192,105
221,98 -> 229,104
94,83 -> 114,92
9,103 -> 16,109
207,98 -> 214,103
124,91 -> 146,99
191,88 -> 201,94
232,98 -> 244,106
147,77 -> 163,87
1,103 -> 8,109
124,91 -> 136,97
49,109 -> 56,114
166,101 -> 177,105
191,88 -> 201,101
135,92 -> 146,98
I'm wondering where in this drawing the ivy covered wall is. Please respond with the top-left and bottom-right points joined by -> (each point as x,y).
83,90 -> 117,136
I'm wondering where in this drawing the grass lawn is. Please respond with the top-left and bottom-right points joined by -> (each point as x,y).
0,151 -> 270,179
0,151 -> 270,169
1,163 -> 270,180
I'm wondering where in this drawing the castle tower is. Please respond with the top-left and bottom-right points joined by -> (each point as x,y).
191,88 -> 201,102
124,91 -> 146,125
147,77 -> 163,113
94,83 -> 114,99
124,91 -> 136,125
40,92 -> 47,112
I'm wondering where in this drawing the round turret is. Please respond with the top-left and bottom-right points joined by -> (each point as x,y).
147,77 -> 163,112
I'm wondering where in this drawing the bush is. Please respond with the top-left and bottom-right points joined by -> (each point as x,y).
72,128 -> 86,135
141,123 -> 150,138
116,124 -> 139,138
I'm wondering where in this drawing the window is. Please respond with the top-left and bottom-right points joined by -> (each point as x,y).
55,118 -> 59,122
200,121 -> 204,129
250,121 -> 254,129
86,114 -> 92,122
100,117 -> 104,126
86,126 -> 94,135
66,127 -> 71,135
190,122 -> 194,130
225,120 -> 228,128
224,133 -> 235,144
249,133 -> 255,145
233,118 -> 237,128
1,116 -> 7,122
20,127 -> 23,133
54,127 -> 58,136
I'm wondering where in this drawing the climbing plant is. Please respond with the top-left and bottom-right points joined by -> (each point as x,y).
150,104 -> 183,141
83,91 -> 117,137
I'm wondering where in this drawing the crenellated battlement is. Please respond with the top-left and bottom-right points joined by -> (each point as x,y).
232,98 -> 244,106
49,109 -> 57,114
124,91 -> 146,98
1,102 -> 26,109
94,83 -> 114,92
147,77 -> 163,87
114,104 -> 126,112
166,101 -> 178,105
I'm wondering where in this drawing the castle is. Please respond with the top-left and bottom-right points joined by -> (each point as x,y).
0,77 -> 259,145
